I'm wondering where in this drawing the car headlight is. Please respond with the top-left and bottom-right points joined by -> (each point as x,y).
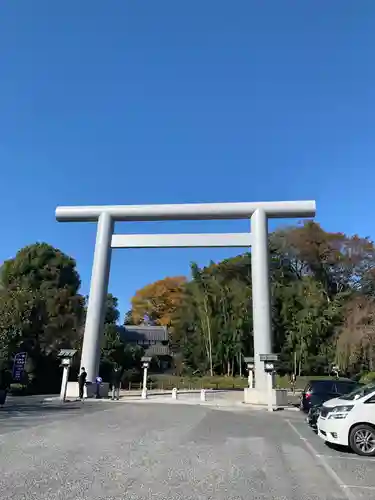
327,405 -> 354,420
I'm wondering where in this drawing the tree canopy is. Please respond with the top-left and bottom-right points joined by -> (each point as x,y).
0,243 -> 85,390
2,221 -> 375,391
127,222 -> 375,377
129,276 -> 187,326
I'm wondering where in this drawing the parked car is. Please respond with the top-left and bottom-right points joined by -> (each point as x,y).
300,379 -> 359,413
306,380 -> 363,429
306,382 -> 363,430
317,382 -> 375,457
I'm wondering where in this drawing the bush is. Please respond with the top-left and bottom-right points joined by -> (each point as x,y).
122,368 -> 142,386
359,372 -> 375,384
9,383 -> 30,395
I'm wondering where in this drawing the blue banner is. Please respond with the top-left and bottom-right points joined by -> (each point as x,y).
12,352 -> 27,382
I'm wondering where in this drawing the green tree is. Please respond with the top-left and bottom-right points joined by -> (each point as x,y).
0,243 -> 85,391
1,242 -> 81,294
104,293 -> 120,325
100,293 -> 144,382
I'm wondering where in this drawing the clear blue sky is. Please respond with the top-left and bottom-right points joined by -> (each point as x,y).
1,1 -> 375,318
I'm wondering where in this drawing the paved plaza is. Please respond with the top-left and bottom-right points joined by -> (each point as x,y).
1,398 -> 375,499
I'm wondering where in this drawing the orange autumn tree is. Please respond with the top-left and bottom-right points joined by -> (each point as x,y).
129,276 -> 187,327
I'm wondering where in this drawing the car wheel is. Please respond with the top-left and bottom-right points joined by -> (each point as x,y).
349,424 -> 375,457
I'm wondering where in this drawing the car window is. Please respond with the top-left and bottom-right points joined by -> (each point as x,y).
339,382 -> 375,401
310,380 -> 335,393
334,381 -> 359,394
365,394 -> 375,404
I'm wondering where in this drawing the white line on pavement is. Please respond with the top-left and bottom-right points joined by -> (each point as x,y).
317,453 -> 375,462
345,485 -> 375,490
286,419 -> 356,500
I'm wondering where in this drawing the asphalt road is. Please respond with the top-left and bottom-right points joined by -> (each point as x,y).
0,396 -> 105,436
0,397 -> 374,499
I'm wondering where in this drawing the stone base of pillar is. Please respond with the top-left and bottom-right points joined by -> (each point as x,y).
65,381 -> 110,399
243,388 -> 288,407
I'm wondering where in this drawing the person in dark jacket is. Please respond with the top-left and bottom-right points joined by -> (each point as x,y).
78,367 -> 87,400
0,370 -> 11,408
111,366 -> 122,400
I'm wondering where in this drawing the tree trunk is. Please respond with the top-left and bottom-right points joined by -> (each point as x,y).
298,340 -> 303,376
199,313 -> 209,366
202,294 -> 213,377
227,359 -> 231,377
369,343 -> 373,372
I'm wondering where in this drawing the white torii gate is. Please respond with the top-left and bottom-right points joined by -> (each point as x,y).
56,200 -> 316,401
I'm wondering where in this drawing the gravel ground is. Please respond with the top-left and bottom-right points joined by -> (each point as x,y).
0,399 -> 371,500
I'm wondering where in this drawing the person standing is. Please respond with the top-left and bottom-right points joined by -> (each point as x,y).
0,369 -> 10,408
111,366 -> 121,400
290,372 -> 296,395
78,367 -> 87,400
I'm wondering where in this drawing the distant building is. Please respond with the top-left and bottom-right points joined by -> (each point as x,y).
121,325 -> 172,369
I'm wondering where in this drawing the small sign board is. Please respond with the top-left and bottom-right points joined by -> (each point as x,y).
244,357 -> 254,363
57,349 -> 77,359
259,353 -> 279,362
12,352 -> 27,381
95,376 -> 103,384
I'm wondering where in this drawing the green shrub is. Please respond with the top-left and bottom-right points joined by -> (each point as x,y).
359,372 -> 375,384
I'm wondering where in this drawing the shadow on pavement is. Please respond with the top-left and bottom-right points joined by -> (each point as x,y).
0,401 -> 84,416
325,440 -> 355,455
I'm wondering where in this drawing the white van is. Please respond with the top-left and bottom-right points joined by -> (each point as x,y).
317,382 -> 375,456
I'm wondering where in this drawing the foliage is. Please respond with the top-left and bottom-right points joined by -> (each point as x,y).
336,295 -> 375,373
104,293 -> 120,324
146,373 -> 346,391
0,243 -> 85,391
129,276 -> 186,326
1,242 -> 81,294
129,222 -> 375,377
359,371 -> 375,384
3,220 -> 375,391
100,293 -> 143,381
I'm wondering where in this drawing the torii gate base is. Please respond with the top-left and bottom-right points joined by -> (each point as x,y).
56,200 -> 316,405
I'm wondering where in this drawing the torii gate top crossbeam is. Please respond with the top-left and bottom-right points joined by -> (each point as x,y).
55,200 -> 316,222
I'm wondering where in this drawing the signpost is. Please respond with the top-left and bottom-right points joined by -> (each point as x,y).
260,354 -> 278,412
141,356 -> 152,399
57,349 -> 77,402
12,352 -> 27,382
244,356 -> 255,389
